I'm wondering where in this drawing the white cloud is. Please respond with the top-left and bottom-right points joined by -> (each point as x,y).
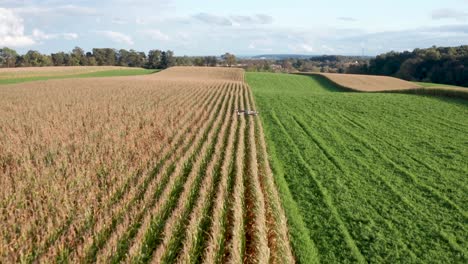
230,14 -> 273,25
140,29 -> 170,41
135,17 -> 147,25
338,17 -> 357,22
63,32 -> 78,40
192,13 -> 274,27
432,9 -> 468,21
193,13 -> 232,26
32,29 -> 78,41
0,7 -> 35,46
112,17 -> 128,25
95,30 -> 134,45
13,5 -> 98,17
32,29 -> 52,40
321,45 -> 335,53
288,43 -> 315,53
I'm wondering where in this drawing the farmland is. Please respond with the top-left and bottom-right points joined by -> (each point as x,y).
1,66 -> 467,264
247,72 -> 468,263
297,72 -> 421,92
0,67 -> 293,263
0,66 -> 156,85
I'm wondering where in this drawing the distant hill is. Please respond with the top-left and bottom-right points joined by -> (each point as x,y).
248,54 -> 316,60
242,54 -> 373,60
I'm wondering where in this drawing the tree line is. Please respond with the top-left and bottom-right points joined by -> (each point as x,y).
0,47 -> 237,69
348,45 -> 468,87
241,56 -> 369,73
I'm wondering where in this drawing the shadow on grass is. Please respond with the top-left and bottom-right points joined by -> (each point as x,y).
294,73 -> 354,93
309,74 -> 350,93
296,72 -> 468,103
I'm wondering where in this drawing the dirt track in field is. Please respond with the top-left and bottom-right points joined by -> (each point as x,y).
0,66 -> 294,263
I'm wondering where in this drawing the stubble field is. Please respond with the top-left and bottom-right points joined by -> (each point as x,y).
0,67 -> 293,263
0,66 -> 156,85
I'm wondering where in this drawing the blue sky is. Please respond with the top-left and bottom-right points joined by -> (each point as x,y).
0,0 -> 467,55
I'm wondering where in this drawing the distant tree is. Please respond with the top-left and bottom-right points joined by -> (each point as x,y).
51,52 -> 66,66
117,49 -> 130,66
193,57 -> 204,66
93,48 -> 116,66
147,49 -> 162,69
363,45 -> 468,87
21,50 -> 42,66
175,56 -> 192,66
204,56 -> 217,67
0,47 -> 18,68
82,52 -> 95,66
87,56 -> 97,66
160,50 -> 175,69
222,52 -> 236,67
71,46 -> 85,65
281,59 -> 293,72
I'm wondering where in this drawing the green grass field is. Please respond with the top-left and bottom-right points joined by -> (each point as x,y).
247,72 -> 468,263
414,81 -> 467,89
0,68 -> 157,85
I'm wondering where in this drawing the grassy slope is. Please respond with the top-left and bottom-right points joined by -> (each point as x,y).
247,72 -> 468,263
414,81 -> 467,89
0,68 -> 157,85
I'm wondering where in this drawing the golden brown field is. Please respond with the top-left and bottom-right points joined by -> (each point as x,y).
296,72 -> 468,99
0,66 -> 130,79
311,72 -> 422,91
0,67 -> 293,263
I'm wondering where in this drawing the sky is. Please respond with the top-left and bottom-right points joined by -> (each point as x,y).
0,0 -> 467,56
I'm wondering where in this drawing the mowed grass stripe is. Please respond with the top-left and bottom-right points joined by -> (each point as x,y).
301,108 -> 468,257
336,110 -> 468,201
314,104 -> 468,217
127,83 -> 233,263
247,72 -> 467,263
177,83 -> 240,263
331,106 -> 468,202
296,107 -> 461,260
270,111 -> 366,263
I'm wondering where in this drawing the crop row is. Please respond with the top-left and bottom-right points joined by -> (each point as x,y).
1,69 -> 294,263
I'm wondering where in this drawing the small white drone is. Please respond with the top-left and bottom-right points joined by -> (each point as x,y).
235,109 -> 259,116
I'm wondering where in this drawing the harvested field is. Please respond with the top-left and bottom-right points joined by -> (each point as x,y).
0,66 -> 130,79
0,66 -> 156,85
297,72 -> 468,99
0,67 -> 293,263
297,72 -> 422,91
151,66 -> 245,82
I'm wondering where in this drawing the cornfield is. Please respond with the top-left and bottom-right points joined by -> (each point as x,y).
0,67 -> 294,263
